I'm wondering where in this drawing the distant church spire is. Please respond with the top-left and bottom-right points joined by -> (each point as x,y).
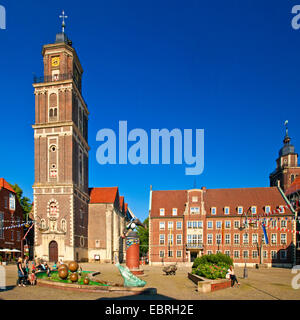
284,120 -> 291,145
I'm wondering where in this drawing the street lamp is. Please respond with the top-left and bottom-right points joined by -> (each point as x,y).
239,208 -> 252,279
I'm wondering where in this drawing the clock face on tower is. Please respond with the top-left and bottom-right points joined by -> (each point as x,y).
51,56 -> 60,67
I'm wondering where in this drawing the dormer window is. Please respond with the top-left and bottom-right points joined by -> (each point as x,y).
224,207 -> 230,215
211,207 -> 217,215
237,206 -> 243,215
265,206 -> 271,214
251,206 -> 257,214
160,208 -> 165,216
278,206 -> 285,214
172,208 -> 178,216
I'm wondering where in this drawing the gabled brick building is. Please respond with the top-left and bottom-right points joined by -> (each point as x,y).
88,187 -> 130,263
149,186 -> 296,267
0,178 -> 24,259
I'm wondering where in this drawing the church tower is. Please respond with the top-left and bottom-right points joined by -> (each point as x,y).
270,121 -> 300,193
32,12 -> 90,262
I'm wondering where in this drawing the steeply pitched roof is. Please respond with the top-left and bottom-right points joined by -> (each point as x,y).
0,178 -> 15,193
150,187 -> 293,217
286,176 -> 300,196
151,190 -> 187,217
119,196 -> 125,211
89,187 -> 119,204
204,187 -> 293,216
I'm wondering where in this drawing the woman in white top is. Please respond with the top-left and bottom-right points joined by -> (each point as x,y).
227,266 -> 240,287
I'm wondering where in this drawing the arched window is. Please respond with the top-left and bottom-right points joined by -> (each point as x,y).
49,202 -> 58,217
61,219 -> 67,232
41,219 -> 46,229
291,175 -> 295,184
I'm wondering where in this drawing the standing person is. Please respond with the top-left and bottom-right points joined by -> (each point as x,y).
17,257 -> 25,287
227,266 -> 240,287
23,256 -> 30,285
29,270 -> 37,286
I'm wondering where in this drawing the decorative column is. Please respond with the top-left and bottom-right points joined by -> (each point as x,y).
126,231 -> 144,275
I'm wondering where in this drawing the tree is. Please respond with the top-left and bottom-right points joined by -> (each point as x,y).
9,184 -> 32,219
136,217 -> 149,257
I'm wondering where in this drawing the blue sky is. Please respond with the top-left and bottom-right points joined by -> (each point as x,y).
0,0 -> 299,222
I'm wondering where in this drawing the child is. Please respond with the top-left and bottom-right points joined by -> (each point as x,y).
29,270 -> 36,286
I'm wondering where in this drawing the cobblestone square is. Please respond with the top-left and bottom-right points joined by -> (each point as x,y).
0,264 -> 299,300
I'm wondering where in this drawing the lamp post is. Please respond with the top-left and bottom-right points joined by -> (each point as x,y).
239,208 -> 251,279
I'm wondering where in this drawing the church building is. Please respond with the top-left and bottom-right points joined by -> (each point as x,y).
32,18 -> 132,263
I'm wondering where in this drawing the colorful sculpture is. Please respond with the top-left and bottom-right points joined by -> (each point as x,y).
114,255 -> 146,287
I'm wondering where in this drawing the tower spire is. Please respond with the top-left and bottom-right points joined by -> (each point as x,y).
59,10 -> 68,34
284,120 -> 290,145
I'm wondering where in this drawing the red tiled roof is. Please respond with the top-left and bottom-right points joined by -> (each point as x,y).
151,190 -> 187,217
286,176 -> 300,196
124,203 -> 128,213
0,178 -> 15,193
204,187 -> 293,216
119,196 -> 125,211
89,187 -> 118,204
150,187 -> 293,217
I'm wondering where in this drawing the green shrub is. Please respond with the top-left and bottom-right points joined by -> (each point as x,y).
192,253 -> 233,269
195,262 -> 229,280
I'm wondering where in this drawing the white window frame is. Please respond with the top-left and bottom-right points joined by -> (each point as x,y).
251,206 -> 257,214
160,208 -> 165,216
225,221 -> 231,229
234,250 -> 240,258
216,221 -> 222,229
281,233 -> 287,245
237,206 -> 243,215
234,234 -> 240,244
159,222 -> 165,230
252,233 -> 258,244
159,250 -> 165,258
159,234 -> 165,245
176,234 -> 182,245
211,207 -> 217,215
190,207 -> 200,214
207,221 -> 213,229
234,220 -> 240,229
192,196 -> 198,203
168,221 -> 173,230
207,234 -> 213,245
265,206 -> 271,214
225,234 -> 231,244
271,233 -> 277,245
176,250 -> 182,258
176,221 -> 182,230
224,207 -> 230,215
172,208 -> 178,216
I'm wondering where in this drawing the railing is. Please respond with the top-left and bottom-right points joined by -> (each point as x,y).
186,243 -> 203,249
33,73 -> 73,84
33,73 -> 87,106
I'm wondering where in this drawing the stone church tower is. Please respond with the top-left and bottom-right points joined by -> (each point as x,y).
32,24 -> 90,262
270,122 -> 300,193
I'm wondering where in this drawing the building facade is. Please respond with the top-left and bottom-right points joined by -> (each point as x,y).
88,187 -> 129,263
32,31 -> 90,262
149,186 -> 296,267
0,178 -> 24,259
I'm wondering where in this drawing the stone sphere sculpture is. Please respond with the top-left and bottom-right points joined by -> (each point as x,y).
83,277 -> 90,285
58,268 -> 69,280
68,261 -> 79,273
70,273 -> 78,283
58,264 -> 68,271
